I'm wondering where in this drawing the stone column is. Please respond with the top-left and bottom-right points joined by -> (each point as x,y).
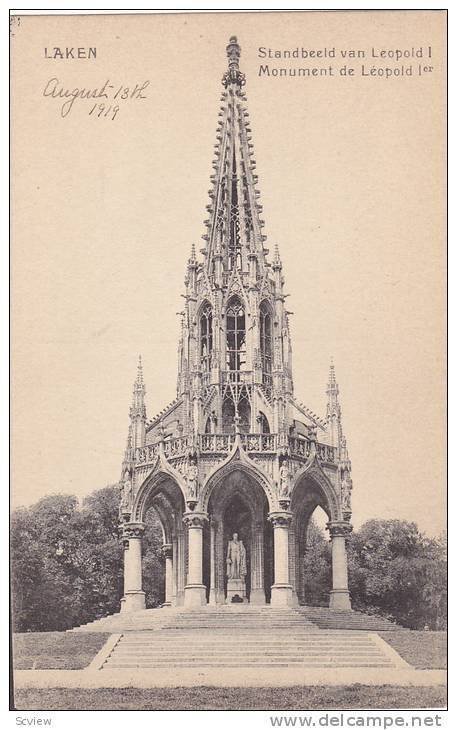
183,512 -> 208,607
268,511 -> 294,607
328,521 -> 352,610
172,536 -> 178,606
250,520 -> 265,604
208,518 -> 217,605
120,522 -> 146,613
161,543 -> 173,607
177,529 -> 186,606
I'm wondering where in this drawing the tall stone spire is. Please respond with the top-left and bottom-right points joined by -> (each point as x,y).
201,36 -> 268,277
129,355 -> 146,449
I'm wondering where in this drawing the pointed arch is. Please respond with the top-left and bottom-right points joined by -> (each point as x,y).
290,461 -> 339,524
132,467 -> 186,524
200,447 -> 275,512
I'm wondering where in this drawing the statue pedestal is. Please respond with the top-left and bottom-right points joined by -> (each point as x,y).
226,578 -> 247,603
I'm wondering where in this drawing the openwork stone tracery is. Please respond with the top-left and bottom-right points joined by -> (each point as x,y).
118,37 -> 354,613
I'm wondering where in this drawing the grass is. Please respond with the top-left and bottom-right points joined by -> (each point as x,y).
13,685 -> 447,710
381,631 -> 447,669
13,632 -> 110,670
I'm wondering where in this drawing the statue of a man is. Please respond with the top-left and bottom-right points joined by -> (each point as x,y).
186,461 -> 198,500
226,533 -> 247,580
341,474 -> 353,511
121,475 -> 132,509
279,461 -> 291,499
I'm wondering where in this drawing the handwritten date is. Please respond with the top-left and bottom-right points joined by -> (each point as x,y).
42,78 -> 149,118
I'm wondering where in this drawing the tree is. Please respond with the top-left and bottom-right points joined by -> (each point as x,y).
11,486 -> 167,631
302,519 -> 331,606
347,519 -> 447,629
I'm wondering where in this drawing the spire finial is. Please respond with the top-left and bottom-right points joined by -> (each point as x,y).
136,354 -> 143,384
227,35 -> 240,70
223,36 -> 245,89
327,357 -> 337,390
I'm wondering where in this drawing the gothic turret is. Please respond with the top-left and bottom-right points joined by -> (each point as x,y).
326,358 -> 342,449
129,355 -> 147,450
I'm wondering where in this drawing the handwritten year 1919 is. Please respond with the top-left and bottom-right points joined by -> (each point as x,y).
89,103 -> 120,120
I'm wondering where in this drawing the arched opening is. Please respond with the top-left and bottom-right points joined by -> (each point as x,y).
200,301 -> 213,372
206,468 -> 271,604
135,475 -> 186,608
260,300 -> 272,387
142,505 -> 166,607
300,506 -> 331,607
226,296 -> 246,376
290,474 -> 334,606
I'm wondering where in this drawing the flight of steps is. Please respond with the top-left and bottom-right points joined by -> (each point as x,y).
73,606 -> 316,634
100,628 -> 404,670
297,606 -> 403,632
72,605 -> 403,634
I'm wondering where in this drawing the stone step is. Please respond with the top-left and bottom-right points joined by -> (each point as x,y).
103,660 -> 393,669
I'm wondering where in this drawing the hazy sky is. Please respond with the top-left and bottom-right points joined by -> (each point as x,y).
12,11 -> 446,535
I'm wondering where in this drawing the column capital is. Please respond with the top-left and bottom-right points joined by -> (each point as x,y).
268,511 -> 293,528
327,520 -> 353,539
183,511 -> 208,529
161,543 -> 173,559
122,522 -> 145,539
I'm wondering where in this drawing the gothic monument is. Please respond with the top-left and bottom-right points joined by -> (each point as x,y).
118,37 -> 353,612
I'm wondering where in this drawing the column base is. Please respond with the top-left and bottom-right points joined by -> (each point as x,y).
270,583 -> 294,607
184,584 -> 207,607
161,601 -> 172,607
329,589 -> 352,610
249,588 -> 266,605
120,590 -> 146,613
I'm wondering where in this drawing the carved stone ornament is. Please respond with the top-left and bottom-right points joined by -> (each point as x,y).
183,512 -> 208,529
122,522 -> 145,540
161,543 -> 173,560
327,521 -> 353,539
268,511 -> 293,529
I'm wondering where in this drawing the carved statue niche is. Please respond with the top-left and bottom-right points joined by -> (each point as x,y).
341,470 -> 353,514
278,457 -> 291,508
185,456 -> 199,508
120,469 -> 133,512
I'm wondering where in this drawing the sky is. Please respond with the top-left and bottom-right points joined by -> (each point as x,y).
11,11 -> 446,536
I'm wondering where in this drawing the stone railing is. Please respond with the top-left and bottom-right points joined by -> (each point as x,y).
133,433 -> 337,464
316,442 -> 337,464
288,436 -> 312,460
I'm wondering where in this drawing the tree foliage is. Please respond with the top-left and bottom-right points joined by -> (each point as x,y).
11,487 -> 168,631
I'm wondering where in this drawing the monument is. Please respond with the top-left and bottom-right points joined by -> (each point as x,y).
117,37 -> 354,612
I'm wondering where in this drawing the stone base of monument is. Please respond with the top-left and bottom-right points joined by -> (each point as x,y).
226,578 -> 248,603
120,590 -> 146,613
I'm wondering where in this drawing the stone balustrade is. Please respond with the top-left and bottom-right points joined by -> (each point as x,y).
133,433 -> 337,465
